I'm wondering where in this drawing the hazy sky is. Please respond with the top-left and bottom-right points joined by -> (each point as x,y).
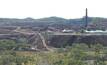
0,0 -> 106,19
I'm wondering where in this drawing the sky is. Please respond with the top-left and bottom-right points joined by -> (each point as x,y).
0,0 -> 106,19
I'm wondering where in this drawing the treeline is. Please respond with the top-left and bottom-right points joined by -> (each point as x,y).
0,40 -> 30,51
0,17 -> 107,30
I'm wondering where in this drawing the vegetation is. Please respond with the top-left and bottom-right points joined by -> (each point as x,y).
0,39 -> 30,51
0,17 -> 107,30
0,39 -> 107,65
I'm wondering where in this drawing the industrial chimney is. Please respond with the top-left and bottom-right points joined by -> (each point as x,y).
85,8 -> 88,30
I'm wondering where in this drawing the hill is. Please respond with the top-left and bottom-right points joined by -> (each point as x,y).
0,17 -> 107,30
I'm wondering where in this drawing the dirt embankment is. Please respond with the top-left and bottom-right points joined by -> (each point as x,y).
48,35 -> 107,47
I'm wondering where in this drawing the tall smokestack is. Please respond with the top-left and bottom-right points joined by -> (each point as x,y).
85,8 -> 88,29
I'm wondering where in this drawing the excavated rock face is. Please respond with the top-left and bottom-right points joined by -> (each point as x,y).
48,35 -> 107,48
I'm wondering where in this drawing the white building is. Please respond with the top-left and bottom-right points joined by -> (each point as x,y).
62,29 -> 74,33
85,30 -> 107,33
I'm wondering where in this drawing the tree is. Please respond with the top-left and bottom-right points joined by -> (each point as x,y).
0,40 -> 16,50
92,44 -> 106,65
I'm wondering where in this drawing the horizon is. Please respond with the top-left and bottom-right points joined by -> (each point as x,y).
0,16 -> 107,20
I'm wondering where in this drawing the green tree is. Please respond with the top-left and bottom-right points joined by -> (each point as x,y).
0,40 -> 16,50
92,44 -> 106,65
